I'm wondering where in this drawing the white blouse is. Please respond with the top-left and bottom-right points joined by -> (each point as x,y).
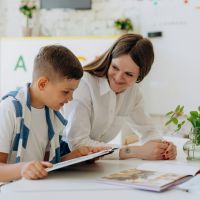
63,72 -> 160,159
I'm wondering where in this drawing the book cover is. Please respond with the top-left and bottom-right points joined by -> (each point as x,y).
47,148 -> 118,172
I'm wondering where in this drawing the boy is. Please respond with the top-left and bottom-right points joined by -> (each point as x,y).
0,45 -> 108,182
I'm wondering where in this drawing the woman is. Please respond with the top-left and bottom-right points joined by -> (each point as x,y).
63,33 -> 177,160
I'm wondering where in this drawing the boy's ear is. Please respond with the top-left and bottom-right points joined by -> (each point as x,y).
37,77 -> 49,91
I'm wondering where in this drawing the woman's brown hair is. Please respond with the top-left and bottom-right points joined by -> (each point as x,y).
83,33 -> 154,83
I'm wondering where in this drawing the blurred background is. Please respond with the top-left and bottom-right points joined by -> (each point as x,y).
0,0 -> 200,137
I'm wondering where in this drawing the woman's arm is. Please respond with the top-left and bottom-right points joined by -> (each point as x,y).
119,140 -> 176,160
125,86 -> 177,160
127,86 -> 162,143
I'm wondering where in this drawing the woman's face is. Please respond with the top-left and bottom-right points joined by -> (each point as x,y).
107,54 -> 140,93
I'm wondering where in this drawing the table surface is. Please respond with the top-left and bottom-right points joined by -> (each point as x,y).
0,136 -> 199,200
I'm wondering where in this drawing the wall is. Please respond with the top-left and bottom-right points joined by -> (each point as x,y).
0,0 -> 200,115
0,0 -> 140,36
0,37 -> 116,96
138,0 -> 200,113
0,0 -> 7,36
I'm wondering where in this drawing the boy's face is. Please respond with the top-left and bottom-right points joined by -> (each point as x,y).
40,77 -> 80,111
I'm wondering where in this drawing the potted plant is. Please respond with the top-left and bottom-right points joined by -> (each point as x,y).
114,17 -> 133,33
19,0 -> 37,36
165,105 -> 200,160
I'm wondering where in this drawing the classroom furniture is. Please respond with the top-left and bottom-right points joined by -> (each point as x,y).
1,137 -> 199,200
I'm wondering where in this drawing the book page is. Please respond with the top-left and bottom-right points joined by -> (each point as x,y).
137,162 -> 200,176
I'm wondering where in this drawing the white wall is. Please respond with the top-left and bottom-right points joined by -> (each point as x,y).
138,1 -> 200,113
0,0 -> 7,36
0,37 -> 116,96
0,0 -> 140,36
0,0 -> 200,115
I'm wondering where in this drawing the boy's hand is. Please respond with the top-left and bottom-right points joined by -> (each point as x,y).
20,161 -> 53,180
62,146 -> 111,161
72,146 -> 111,157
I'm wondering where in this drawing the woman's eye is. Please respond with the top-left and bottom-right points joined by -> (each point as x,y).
63,91 -> 69,94
112,65 -> 119,70
126,73 -> 133,77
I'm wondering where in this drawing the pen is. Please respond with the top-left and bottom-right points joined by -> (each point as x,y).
175,187 -> 189,192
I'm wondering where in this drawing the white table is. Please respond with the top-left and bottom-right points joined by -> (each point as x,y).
0,137 -> 199,200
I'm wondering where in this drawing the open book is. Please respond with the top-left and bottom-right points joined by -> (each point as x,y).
98,162 -> 200,192
47,148 -> 118,172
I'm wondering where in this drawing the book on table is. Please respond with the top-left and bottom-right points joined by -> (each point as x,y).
47,148 -> 118,172
98,162 -> 200,192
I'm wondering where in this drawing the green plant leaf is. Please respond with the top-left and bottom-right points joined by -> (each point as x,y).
165,105 -> 200,140
172,118 -> 178,125
114,18 -> 133,31
188,117 -> 196,127
180,106 -> 184,112
190,111 -> 198,118
181,121 -> 185,125
175,105 -> 180,112
165,111 -> 173,116
175,124 -> 182,132
165,118 -> 174,126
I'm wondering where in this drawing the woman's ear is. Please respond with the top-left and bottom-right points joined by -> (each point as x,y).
37,76 -> 49,91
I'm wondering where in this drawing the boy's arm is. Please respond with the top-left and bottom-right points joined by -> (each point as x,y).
0,99 -> 26,182
0,152 -> 53,182
0,152 -> 25,182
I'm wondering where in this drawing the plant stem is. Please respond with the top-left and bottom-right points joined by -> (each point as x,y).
26,17 -> 29,28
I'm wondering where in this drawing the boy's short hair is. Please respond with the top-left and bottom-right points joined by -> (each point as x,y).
33,45 -> 83,81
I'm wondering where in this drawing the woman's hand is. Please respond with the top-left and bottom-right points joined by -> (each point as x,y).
120,139 -> 177,160
138,140 -> 177,160
20,161 -> 53,180
138,140 -> 169,160
162,141 -> 177,160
